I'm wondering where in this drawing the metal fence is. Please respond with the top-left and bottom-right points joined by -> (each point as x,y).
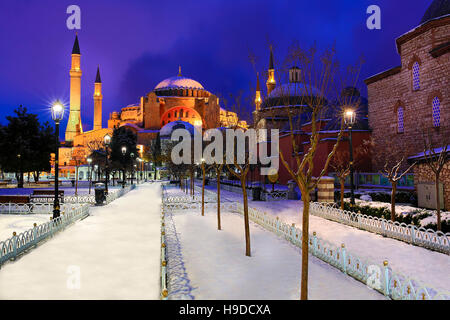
309,202 -> 450,255
161,186 -> 449,300
232,203 -> 449,300
0,203 -> 90,267
160,203 -> 168,300
5,185 -> 137,210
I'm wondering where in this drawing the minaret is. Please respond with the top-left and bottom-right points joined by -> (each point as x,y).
266,45 -> 276,95
254,72 -> 262,111
93,66 -> 103,131
65,33 -> 83,142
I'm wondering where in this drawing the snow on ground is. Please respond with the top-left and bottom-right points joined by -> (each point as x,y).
0,214 -> 50,240
170,207 -> 385,300
201,184 -> 450,292
0,183 -> 161,299
351,198 -> 450,227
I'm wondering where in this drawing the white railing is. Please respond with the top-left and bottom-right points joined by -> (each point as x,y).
0,203 -> 90,267
24,185 -> 136,207
232,203 -> 449,300
310,202 -> 450,255
160,203 -> 168,300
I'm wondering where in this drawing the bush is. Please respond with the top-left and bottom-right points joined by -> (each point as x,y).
368,191 -> 417,206
422,220 -> 450,233
340,202 -> 430,227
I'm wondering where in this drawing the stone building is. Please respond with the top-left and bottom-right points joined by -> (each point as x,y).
365,1 -> 450,170
108,66 -> 247,133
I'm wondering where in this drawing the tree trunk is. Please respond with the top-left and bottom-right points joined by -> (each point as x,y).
241,177 -> 251,257
435,172 -> 441,231
340,178 -> 345,210
300,192 -> 310,300
217,170 -> 221,230
391,181 -> 397,222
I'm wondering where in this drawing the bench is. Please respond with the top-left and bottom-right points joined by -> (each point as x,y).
30,190 -> 64,203
0,195 -> 31,204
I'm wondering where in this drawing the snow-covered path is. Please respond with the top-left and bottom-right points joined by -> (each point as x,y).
0,183 -> 162,299
170,208 -> 385,300
203,185 -> 450,292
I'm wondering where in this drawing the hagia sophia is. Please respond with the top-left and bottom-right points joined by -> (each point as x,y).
59,34 -> 247,173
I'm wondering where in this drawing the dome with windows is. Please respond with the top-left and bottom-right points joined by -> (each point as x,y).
153,67 -> 209,97
155,76 -> 204,91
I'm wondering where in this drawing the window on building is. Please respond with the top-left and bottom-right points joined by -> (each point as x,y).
397,106 -> 404,133
186,111 -> 189,117
174,111 -> 177,118
432,97 -> 441,127
412,62 -> 420,91
168,112 -> 171,118
180,109 -> 183,117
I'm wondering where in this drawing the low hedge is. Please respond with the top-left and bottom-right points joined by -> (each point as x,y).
335,190 -> 418,206
340,202 -> 432,228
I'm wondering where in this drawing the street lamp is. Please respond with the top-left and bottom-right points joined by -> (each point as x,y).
121,146 -> 127,188
104,134 -> 111,194
344,109 -> 356,206
130,152 -> 135,185
51,100 -> 64,219
87,157 -> 92,194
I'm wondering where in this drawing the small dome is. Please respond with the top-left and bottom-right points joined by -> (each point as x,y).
160,120 -> 198,138
420,0 -> 450,24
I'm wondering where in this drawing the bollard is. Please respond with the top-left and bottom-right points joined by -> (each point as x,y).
291,223 -> 296,244
383,260 -> 390,297
312,231 -> 317,255
341,244 -> 347,274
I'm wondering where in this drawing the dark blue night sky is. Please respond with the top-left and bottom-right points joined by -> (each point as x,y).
0,0 -> 432,132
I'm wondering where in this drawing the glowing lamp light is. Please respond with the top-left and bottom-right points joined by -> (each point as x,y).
121,146 -> 127,155
51,100 -> 65,122
87,157 -> 92,164
104,134 -> 111,146
194,120 -> 202,127
344,110 -> 355,126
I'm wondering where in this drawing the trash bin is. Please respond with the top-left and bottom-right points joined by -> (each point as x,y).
252,186 -> 262,201
94,183 -> 106,205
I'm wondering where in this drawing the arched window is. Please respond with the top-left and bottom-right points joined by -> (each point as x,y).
397,106 -> 404,133
432,97 -> 441,127
412,62 -> 420,91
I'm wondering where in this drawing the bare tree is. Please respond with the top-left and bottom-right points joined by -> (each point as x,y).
330,139 -> 373,210
375,135 -> 416,221
421,128 -> 449,231
269,43 -> 364,300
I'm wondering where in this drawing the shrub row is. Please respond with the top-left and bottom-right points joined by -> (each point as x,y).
335,190 -> 418,206
340,202 -> 434,229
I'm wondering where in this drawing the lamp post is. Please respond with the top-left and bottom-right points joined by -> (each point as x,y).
130,152 -> 135,185
87,157 -> 92,194
103,134 -> 111,194
344,109 -> 356,206
121,146 -> 127,188
51,100 -> 64,219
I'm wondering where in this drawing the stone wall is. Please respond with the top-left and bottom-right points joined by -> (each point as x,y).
366,17 -> 450,170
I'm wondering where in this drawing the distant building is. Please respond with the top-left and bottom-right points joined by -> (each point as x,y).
57,35 -> 246,178
365,0 -> 449,170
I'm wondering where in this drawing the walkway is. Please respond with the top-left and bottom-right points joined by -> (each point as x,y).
202,184 -> 450,292
0,183 -> 162,299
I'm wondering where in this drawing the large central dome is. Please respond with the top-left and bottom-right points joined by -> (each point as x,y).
154,67 -> 204,91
